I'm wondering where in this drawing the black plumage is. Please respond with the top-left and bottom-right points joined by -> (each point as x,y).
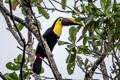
33,17 -> 82,74
33,19 -> 59,74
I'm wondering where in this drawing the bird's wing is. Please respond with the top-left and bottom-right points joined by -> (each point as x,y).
43,27 -> 52,38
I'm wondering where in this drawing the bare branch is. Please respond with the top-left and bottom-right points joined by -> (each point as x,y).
8,0 -> 27,80
52,0 -> 73,11
0,3 -> 26,25
84,53 -> 106,79
0,72 -> 7,80
35,4 -> 72,13
100,61 -> 109,80
0,8 -> 23,47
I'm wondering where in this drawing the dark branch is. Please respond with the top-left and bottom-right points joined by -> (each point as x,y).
35,4 -> 72,13
0,3 -> 26,25
8,0 -> 26,80
52,0 -> 73,11
0,72 -> 7,80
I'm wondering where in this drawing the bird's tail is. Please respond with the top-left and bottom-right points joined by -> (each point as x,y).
33,54 -> 42,74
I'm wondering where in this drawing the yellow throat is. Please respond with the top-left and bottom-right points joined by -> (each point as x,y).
53,18 -> 63,37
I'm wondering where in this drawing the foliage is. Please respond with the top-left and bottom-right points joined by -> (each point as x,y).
4,54 -> 30,80
58,0 -> 120,79
3,0 -> 120,79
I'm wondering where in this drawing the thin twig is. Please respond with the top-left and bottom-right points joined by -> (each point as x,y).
48,0 -> 56,8
52,0 -> 73,11
8,0 -> 26,80
35,4 -> 72,13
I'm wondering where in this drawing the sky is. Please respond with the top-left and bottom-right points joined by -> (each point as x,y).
0,0 -> 120,80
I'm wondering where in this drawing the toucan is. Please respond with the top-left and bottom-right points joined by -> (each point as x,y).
33,17 -> 83,74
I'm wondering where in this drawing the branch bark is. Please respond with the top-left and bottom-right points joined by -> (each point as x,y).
100,61 -> 109,80
20,0 -> 62,79
84,23 -> 108,80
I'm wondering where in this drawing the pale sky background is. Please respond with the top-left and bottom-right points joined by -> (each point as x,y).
0,0 -> 120,80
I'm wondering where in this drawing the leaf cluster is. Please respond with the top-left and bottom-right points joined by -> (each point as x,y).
58,0 -> 120,78
4,54 -> 30,80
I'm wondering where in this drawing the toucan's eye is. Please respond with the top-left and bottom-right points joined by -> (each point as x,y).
59,19 -> 62,21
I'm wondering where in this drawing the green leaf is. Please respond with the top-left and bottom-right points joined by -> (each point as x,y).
69,26 -> 77,43
21,8 -> 26,15
84,15 -> 94,25
83,36 -> 88,45
77,46 -> 91,54
17,54 -> 22,63
116,62 -> 120,68
37,6 -> 50,19
95,28 -> 101,35
11,0 -> 17,5
61,0 -> 67,10
96,40 -> 102,46
5,0 -> 17,4
98,18 -> 103,28
100,0 -> 106,12
4,73 -> 14,80
115,74 -> 120,78
82,26 -> 88,37
32,0 -> 37,3
117,44 -> 120,50
6,62 -> 20,71
67,44 -> 74,50
105,0 -> 111,12
66,46 -> 76,63
77,56 -> 82,67
14,24 -> 24,32
112,0 -> 117,11
5,0 -> 9,3
9,72 -> 18,80
41,67 -> 44,73
67,62 -> 75,75
69,53 -> 76,63
81,4 -> 87,13
106,3 -> 112,14
108,32 -> 112,42
58,40 -> 70,46
66,53 -> 71,63
14,59 -> 19,64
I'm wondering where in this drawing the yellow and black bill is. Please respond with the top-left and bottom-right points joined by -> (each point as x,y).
62,18 -> 83,26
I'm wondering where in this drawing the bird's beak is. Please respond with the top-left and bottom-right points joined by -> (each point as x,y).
62,18 -> 83,26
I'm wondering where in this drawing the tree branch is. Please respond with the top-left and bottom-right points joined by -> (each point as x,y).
0,2 -> 26,25
0,3 -> 38,79
100,61 -> 109,80
84,22 -> 108,79
0,72 -> 7,80
84,53 -> 106,80
0,6 -> 23,47
8,0 -> 26,80
20,0 -> 62,79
